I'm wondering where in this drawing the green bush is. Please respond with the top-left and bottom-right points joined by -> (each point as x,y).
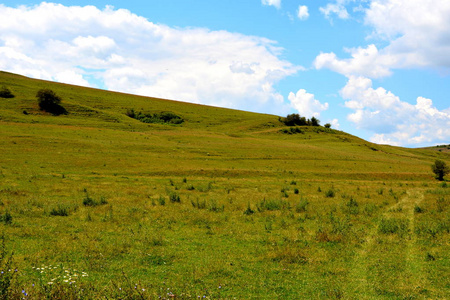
126,109 -> 184,125
36,89 -> 67,115
0,212 -> 12,225
325,189 -> 335,198
0,86 -> 14,98
49,205 -> 69,216
169,192 -> 181,203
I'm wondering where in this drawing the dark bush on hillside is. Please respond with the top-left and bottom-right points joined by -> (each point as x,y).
36,89 -> 67,115
324,123 -> 331,128
432,159 -> 449,181
0,86 -> 14,98
280,113 -> 320,127
126,109 -> 184,125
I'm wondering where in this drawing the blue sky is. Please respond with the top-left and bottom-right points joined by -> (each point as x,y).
1,0 -> 449,147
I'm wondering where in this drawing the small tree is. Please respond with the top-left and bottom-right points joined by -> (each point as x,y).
432,159 -> 449,181
324,123 -> 331,129
0,86 -> 14,98
310,116 -> 320,126
36,89 -> 66,115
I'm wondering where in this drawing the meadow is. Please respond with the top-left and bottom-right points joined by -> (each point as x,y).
0,71 -> 449,299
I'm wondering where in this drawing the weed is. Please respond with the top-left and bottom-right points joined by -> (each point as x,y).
191,198 -> 206,209
0,236 -> 15,300
257,199 -> 289,212
325,189 -> 335,198
295,199 -> 308,213
0,212 -> 12,225
378,218 -> 408,236
157,196 -> 166,206
49,205 -> 69,217
243,203 -> 254,215
169,192 -> 181,203
83,191 -> 108,206
208,199 -> 224,212
294,188 -> 299,194
414,205 -> 424,214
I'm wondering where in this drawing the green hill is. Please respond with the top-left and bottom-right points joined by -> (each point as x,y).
0,71 -> 449,299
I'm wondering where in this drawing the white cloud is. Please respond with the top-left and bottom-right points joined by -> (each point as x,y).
316,0 -> 450,77
262,0 -> 281,9
330,118 -> 340,129
320,0 -> 350,20
0,3 -> 300,114
297,5 -> 309,20
341,76 -> 450,146
288,89 -> 329,118
314,44 -> 396,78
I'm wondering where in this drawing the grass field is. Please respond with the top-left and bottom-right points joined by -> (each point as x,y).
0,71 -> 449,299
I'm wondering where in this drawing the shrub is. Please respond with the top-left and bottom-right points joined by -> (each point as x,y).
169,192 -> 180,203
49,205 -> 69,216
0,86 -> 14,98
36,89 -> 67,115
83,192 -> 108,207
325,189 -> 335,198
414,205 -> 424,214
126,109 -> 184,125
0,212 -> 12,225
324,123 -> 331,128
243,203 -> 254,215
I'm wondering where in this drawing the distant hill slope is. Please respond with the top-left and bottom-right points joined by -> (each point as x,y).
1,70 -> 448,180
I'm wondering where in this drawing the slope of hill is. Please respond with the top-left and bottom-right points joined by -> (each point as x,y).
0,71 -> 449,299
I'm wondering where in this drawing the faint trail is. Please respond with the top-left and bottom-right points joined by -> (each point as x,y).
347,189 -> 424,299
401,189 -> 426,296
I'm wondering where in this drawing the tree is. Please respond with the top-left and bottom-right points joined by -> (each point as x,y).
310,116 -> 320,126
324,123 -> 331,128
0,86 -> 14,98
431,159 -> 449,181
36,89 -> 66,115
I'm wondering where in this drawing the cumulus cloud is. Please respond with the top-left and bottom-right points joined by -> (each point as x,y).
297,5 -> 309,20
314,44 -> 397,78
0,2 -> 299,114
288,89 -> 329,118
262,0 -> 281,9
316,0 -> 450,77
341,76 -> 450,146
320,0 -> 350,20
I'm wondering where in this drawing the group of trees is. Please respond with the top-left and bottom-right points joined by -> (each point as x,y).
280,113 -> 333,128
281,113 -> 321,127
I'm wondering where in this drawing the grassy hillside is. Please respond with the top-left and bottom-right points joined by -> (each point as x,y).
0,71 -> 449,299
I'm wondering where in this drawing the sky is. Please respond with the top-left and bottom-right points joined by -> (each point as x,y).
0,0 -> 449,147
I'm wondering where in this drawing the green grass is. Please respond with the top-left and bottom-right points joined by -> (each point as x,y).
0,71 -> 449,298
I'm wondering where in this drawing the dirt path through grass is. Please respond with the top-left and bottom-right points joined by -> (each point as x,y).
347,188 -> 425,299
